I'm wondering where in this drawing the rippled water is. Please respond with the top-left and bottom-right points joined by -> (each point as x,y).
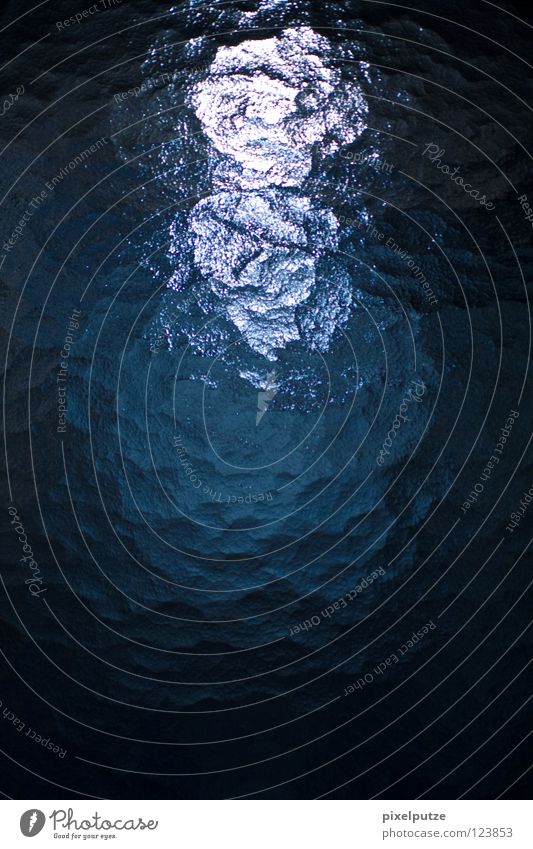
186,25 -> 367,360
1,0 -> 532,801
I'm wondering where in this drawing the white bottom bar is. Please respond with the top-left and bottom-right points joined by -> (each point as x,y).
2,800 -> 531,848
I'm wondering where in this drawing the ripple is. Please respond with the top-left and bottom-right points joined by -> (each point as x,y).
185,26 -> 368,357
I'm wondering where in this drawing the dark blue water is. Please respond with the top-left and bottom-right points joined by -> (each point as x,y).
1,0 -> 532,799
